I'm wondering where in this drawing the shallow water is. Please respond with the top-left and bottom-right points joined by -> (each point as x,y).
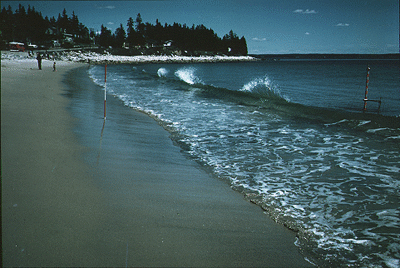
88,60 -> 400,267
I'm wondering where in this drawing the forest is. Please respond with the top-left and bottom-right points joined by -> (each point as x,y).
0,4 -> 248,56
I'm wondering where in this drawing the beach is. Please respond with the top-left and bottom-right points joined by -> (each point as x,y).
1,59 -> 108,266
2,56 -> 312,267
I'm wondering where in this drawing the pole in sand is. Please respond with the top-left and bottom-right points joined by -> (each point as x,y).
104,64 -> 107,119
363,66 -> 370,111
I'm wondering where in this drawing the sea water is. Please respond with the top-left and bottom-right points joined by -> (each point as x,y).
88,59 -> 399,267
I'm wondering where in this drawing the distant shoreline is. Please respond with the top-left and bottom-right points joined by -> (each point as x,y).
1,50 -> 257,64
2,50 -> 397,65
250,53 -> 399,60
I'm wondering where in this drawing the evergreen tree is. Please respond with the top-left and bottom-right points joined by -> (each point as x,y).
14,4 -> 27,42
126,17 -> 134,45
155,19 -> 163,43
222,30 -> 247,55
114,23 -> 126,48
58,8 -> 69,32
126,16 -> 142,47
0,6 -> 14,41
135,13 -> 145,45
99,24 -> 112,47
0,4 -> 248,55
239,36 -> 248,55
135,13 -> 144,33
70,11 -> 79,35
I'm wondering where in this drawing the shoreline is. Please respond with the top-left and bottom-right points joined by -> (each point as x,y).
1,50 -> 258,64
2,59 -> 312,267
66,65 -> 313,267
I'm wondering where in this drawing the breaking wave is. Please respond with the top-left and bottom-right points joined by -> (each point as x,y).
175,67 -> 203,85
240,76 -> 287,100
157,67 -> 168,78
88,62 -> 400,267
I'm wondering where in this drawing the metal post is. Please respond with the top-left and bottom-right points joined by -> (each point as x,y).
363,66 -> 370,111
104,64 -> 107,119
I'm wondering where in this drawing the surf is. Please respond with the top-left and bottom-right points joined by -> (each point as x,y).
174,67 -> 203,85
87,62 -> 400,268
157,67 -> 169,78
160,66 -> 400,138
94,64 -> 400,140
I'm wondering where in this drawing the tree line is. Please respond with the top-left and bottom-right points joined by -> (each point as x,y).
1,5 -> 248,56
0,4 -> 94,48
99,13 -> 247,55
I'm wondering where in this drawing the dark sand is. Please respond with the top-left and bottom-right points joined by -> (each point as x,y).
2,59 -> 312,267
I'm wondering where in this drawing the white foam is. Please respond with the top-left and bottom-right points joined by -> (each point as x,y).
85,61 -> 400,268
2,50 -> 257,64
367,127 -> 389,133
157,68 -> 169,78
385,258 -> 399,268
386,135 -> 400,140
175,67 -> 202,85
324,119 -> 348,126
357,120 -> 371,126
240,76 -> 283,99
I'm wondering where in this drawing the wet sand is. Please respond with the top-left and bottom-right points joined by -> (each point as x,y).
1,59 -> 107,266
2,59 -> 312,267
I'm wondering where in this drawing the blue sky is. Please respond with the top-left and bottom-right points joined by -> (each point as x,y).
2,0 -> 399,54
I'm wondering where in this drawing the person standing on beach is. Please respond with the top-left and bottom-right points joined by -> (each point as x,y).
37,53 -> 42,70
53,61 -> 56,72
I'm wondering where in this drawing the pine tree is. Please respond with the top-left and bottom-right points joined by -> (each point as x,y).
114,23 -> 126,48
126,17 -> 134,41
0,6 -> 14,42
99,24 -> 112,48
135,13 -> 145,46
0,4 -> 248,55
59,8 -> 69,32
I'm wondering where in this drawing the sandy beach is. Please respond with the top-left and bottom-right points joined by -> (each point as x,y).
1,59 -> 108,266
2,57 -> 312,267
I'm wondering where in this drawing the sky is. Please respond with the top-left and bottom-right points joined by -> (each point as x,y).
2,0 -> 399,54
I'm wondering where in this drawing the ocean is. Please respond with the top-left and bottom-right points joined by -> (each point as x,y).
86,59 -> 399,267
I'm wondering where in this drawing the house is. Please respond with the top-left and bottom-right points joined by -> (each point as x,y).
9,42 -> 25,52
164,40 -> 173,47
63,33 -> 73,43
